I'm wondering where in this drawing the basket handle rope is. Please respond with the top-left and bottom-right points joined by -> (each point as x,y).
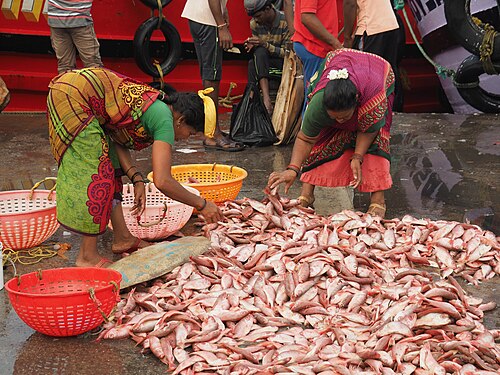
211,163 -> 236,174
89,282 -> 119,323
136,202 -> 168,227
29,177 -> 57,201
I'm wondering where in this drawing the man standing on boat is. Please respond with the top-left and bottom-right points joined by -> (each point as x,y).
182,0 -> 245,151
343,0 -> 405,111
285,0 -> 342,107
244,0 -> 291,115
47,0 -> 103,74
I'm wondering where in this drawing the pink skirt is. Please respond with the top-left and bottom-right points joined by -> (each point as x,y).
300,149 -> 392,192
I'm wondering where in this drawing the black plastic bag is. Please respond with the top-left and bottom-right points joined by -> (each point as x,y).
230,83 -> 278,147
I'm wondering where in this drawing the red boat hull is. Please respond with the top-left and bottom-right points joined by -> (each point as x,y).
0,0 -> 444,113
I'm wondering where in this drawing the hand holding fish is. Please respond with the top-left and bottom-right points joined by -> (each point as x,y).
267,169 -> 297,194
199,200 -> 224,224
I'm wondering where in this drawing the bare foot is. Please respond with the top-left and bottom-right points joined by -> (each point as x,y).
112,237 -> 150,254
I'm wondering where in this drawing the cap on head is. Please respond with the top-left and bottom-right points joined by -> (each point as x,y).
244,0 -> 271,16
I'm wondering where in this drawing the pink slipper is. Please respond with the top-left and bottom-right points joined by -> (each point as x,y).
112,237 -> 144,255
93,258 -> 113,268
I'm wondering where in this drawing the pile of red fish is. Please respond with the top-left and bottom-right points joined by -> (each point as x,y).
100,191 -> 500,374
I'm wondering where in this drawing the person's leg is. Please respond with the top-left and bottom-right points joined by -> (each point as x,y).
293,42 -> 323,204
56,120 -> 114,266
50,27 -> 77,73
358,30 -> 404,111
293,42 -> 323,115
71,24 -> 103,69
367,190 -> 386,217
189,20 -> 243,150
110,203 -> 149,253
76,236 -> 104,267
251,46 -> 273,114
298,183 -> 316,207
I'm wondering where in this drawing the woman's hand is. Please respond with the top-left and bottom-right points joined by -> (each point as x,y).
268,169 -> 297,194
200,201 -> 223,224
349,159 -> 362,189
131,182 -> 146,216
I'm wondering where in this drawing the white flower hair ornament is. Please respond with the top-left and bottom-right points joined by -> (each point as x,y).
327,68 -> 349,80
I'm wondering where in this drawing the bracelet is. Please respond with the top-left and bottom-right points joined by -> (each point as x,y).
217,23 -> 227,29
124,165 -> 136,177
130,171 -> 143,183
287,163 -> 301,170
350,153 -> 364,164
132,179 -> 147,186
286,165 -> 300,176
197,198 -> 207,211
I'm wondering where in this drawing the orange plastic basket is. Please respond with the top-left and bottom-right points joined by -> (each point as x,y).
5,267 -> 122,337
148,164 -> 248,203
113,183 -> 199,240
0,178 -> 59,250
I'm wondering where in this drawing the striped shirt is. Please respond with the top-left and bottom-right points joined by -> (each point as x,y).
47,0 -> 94,28
250,9 -> 290,59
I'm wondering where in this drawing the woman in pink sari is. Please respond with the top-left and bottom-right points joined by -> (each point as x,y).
268,49 -> 394,217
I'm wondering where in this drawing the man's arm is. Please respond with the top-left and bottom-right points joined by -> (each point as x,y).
208,0 -> 233,49
343,0 -> 357,48
301,12 -> 342,50
283,0 -> 295,35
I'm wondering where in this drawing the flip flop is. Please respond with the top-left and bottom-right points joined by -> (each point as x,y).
203,137 -> 246,152
93,258 -> 113,268
112,237 -> 146,255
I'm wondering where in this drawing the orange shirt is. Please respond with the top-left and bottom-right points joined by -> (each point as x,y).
292,0 -> 339,58
355,0 -> 399,36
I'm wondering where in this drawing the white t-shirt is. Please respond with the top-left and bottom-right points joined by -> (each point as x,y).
181,0 -> 228,27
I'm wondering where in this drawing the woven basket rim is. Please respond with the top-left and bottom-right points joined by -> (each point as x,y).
5,267 -> 122,298
0,189 -> 57,218
167,164 -> 248,188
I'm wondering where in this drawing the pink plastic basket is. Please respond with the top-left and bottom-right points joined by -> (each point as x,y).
0,178 -> 59,250
114,182 -> 199,240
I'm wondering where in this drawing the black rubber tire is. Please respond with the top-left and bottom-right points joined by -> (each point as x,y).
454,54 -> 500,113
138,0 -> 173,9
444,0 -> 500,60
133,17 -> 182,78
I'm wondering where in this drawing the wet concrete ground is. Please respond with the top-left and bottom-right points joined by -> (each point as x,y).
0,112 -> 499,374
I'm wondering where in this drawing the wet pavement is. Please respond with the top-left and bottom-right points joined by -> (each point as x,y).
0,112 -> 499,374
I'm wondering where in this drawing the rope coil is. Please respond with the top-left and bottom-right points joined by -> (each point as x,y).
472,17 -> 499,75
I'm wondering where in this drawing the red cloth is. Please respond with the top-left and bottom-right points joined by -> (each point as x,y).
292,0 -> 339,58
300,149 -> 393,193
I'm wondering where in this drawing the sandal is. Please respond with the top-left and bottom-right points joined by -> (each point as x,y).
297,195 -> 315,208
93,258 -> 113,268
203,136 -> 246,152
112,237 -> 149,255
367,203 -> 386,218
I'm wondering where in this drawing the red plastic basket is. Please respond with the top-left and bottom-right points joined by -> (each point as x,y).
5,268 -> 122,337
0,178 -> 59,250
